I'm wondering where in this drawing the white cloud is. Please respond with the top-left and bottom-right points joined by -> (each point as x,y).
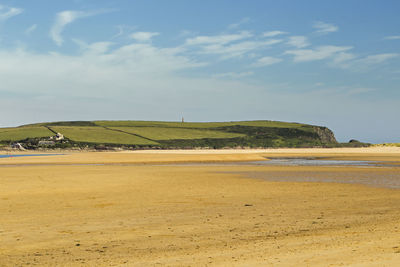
72,39 -> 114,54
200,39 -> 282,59
185,31 -> 281,59
331,52 -> 357,68
332,52 -> 356,64
0,5 -> 23,21
228,18 -> 251,29
185,31 -> 253,46
313,21 -> 338,34
130,31 -> 160,42
357,53 -> 398,65
250,56 -> 282,67
384,35 -> 400,40
25,24 -> 37,35
0,42 -> 205,98
331,52 -> 398,71
50,11 -> 89,46
50,9 -> 112,46
111,25 -> 137,39
213,71 -> 254,79
262,31 -> 287,37
286,36 -> 310,48
285,45 -> 353,62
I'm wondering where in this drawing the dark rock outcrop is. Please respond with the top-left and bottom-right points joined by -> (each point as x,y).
313,126 -> 337,143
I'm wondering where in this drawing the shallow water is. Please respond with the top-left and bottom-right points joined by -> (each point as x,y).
0,155 -> 398,189
150,158 -> 398,168
236,169 -> 400,189
220,158 -> 400,189
253,158 -> 374,166
150,158 -> 400,189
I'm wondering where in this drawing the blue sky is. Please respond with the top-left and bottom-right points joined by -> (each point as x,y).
0,0 -> 399,143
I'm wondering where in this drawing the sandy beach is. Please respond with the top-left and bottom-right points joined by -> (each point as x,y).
1,147 -> 400,266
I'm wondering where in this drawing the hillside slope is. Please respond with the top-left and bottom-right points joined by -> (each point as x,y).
0,120 -> 339,149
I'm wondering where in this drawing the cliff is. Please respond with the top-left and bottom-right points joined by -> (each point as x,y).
313,126 -> 337,143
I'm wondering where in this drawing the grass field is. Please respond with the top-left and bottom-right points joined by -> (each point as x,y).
0,120 -> 340,148
50,126 -> 158,145
95,120 -> 311,129
0,127 -> 53,142
111,127 -> 245,140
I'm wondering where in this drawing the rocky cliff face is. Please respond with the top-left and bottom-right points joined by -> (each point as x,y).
313,126 -> 337,143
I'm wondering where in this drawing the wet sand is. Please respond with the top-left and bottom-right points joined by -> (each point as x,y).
1,148 -> 400,266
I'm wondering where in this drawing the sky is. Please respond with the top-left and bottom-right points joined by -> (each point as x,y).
0,0 -> 399,143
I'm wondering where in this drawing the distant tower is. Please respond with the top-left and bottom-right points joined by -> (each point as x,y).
182,117 -> 184,123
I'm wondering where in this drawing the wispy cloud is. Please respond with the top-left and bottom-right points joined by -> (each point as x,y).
130,32 -> 160,42
286,36 -> 310,48
183,31 -> 282,59
384,35 -> 400,40
111,25 -> 124,39
50,9 -> 112,46
200,39 -> 282,59
185,31 -> 253,46
285,45 -> 353,62
110,25 -> 137,39
72,39 -> 114,54
50,10 -> 91,46
213,71 -> 254,79
331,52 -> 356,67
262,31 -> 287,37
313,21 -> 338,34
0,5 -> 23,21
356,53 -> 398,66
184,31 -> 282,59
25,24 -> 37,35
228,18 -> 251,29
330,52 -> 399,71
250,56 -> 282,67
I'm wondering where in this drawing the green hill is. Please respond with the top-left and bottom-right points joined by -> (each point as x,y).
0,120 -> 342,149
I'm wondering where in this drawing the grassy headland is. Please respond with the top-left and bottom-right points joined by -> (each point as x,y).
0,120 -> 368,150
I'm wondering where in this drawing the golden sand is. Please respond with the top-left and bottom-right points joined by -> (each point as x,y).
0,148 -> 399,266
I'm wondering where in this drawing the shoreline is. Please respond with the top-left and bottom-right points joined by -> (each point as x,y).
2,146 -> 400,154
1,147 -> 399,166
